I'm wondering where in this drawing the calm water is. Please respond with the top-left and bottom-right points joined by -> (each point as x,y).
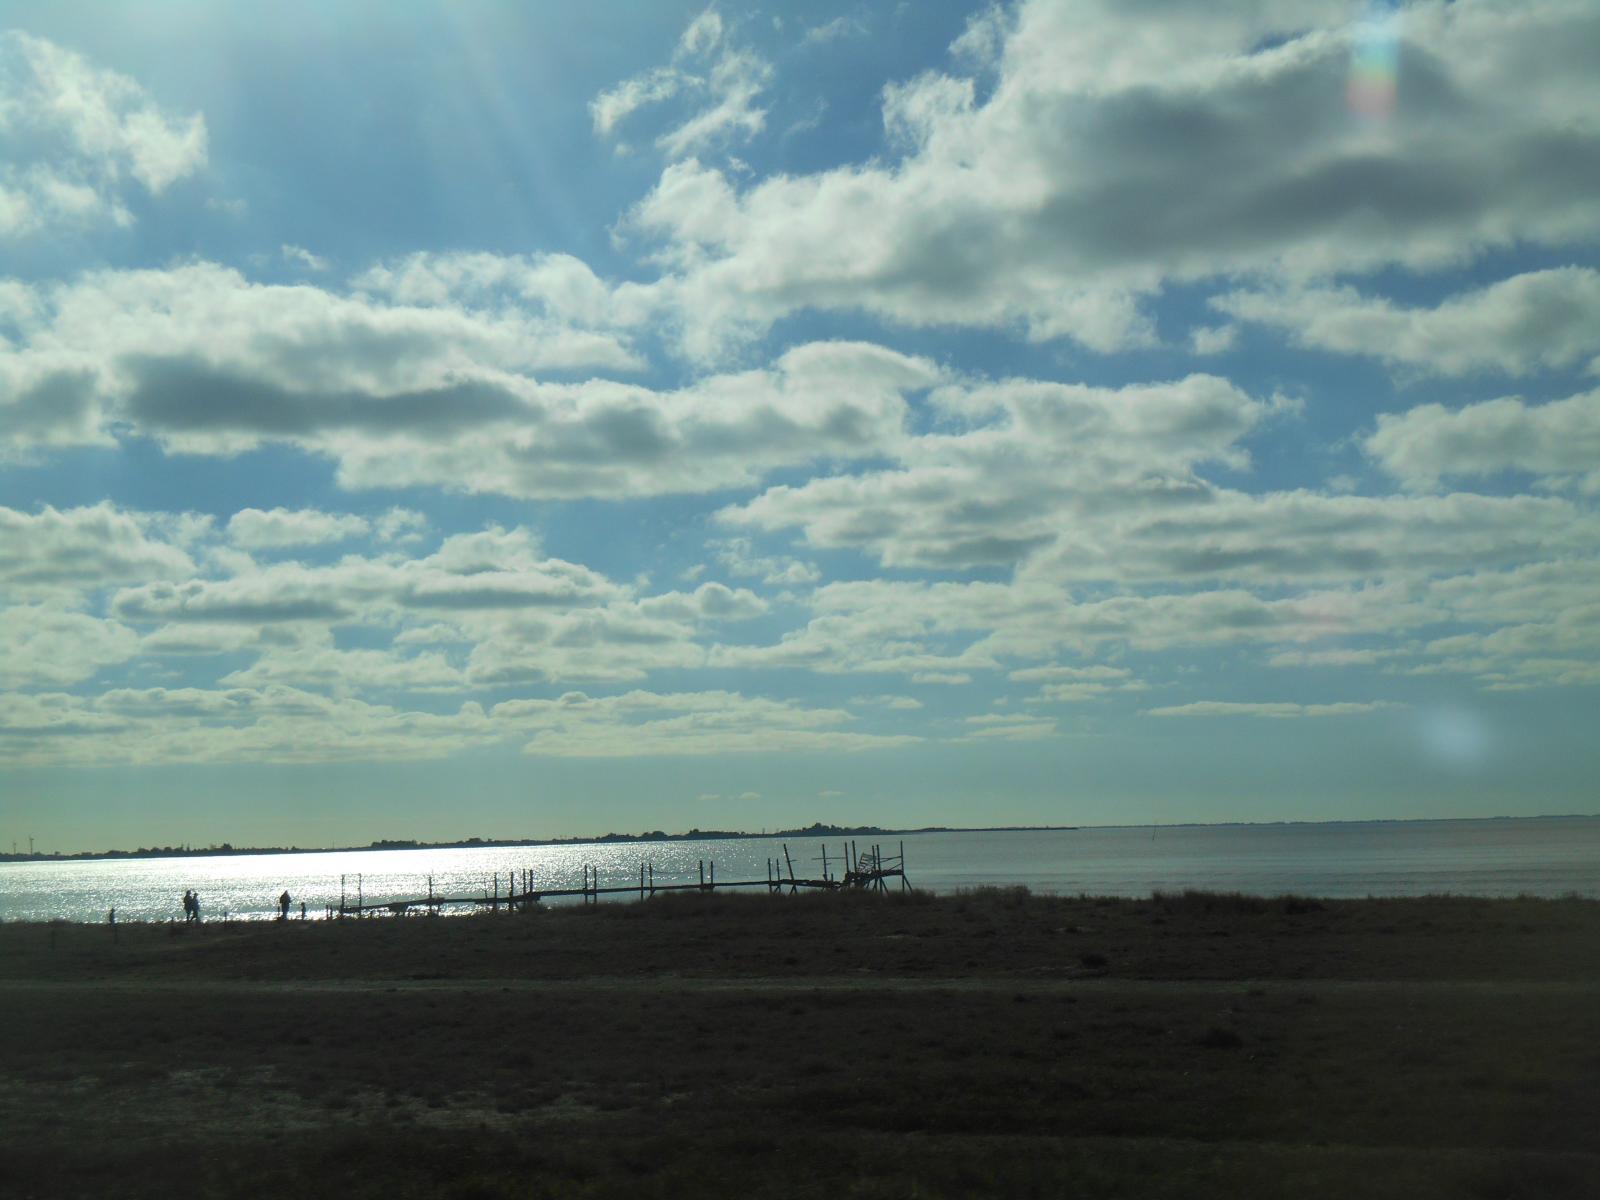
2,817 -> 1597,924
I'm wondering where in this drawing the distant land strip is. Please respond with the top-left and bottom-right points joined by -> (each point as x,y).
0,821 -> 1077,864
3,812 -> 1594,865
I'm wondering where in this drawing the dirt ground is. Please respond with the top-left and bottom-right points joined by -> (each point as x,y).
2,889 -> 1597,1198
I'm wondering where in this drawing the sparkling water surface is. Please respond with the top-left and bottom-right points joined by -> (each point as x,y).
2,816 -> 1596,923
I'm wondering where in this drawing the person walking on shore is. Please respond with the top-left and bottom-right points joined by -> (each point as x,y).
278,889 -> 291,921
181,890 -> 194,922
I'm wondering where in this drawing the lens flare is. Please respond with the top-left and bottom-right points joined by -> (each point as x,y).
1416,705 -> 1492,771
1348,6 -> 1400,121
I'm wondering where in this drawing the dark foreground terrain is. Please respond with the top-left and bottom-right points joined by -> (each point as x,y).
2,889 -> 1597,1198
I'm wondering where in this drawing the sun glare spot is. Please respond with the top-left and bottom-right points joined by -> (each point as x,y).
1416,705 -> 1492,770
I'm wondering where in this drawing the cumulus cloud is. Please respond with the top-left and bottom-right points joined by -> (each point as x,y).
0,607 -> 140,687
624,0 -> 1600,359
1,260 -> 948,498
0,31 -> 206,237
226,508 -> 370,550
111,526 -> 624,627
715,363 -> 1599,587
0,686 -> 495,766
375,508 -> 429,545
1215,269 -> 1600,377
1366,389 -> 1600,493
712,537 -> 820,588
1189,325 -> 1237,355
0,503 -> 199,601
723,374 -> 1281,571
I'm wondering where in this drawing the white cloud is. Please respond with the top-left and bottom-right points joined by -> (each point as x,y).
219,646 -> 465,695
1189,325 -> 1237,355
950,4 -> 1012,69
226,508 -> 369,550
723,374 -> 1280,571
1144,701 -> 1402,719
626,0 -> 1600,359
656,51 -> 772,160
591,67 -> 683,137
802,16 -> 868,48
1215,269 -> 1600,377
722,370 -> 1598,584
0,503 -> 198,602
1366,389 -> 1600,493
851,694 -> 923,711
375,507 -> 429,544
1266,648 -> 1387,668
0,32 -> 206,238
677,7 -> 724,58
0,686 -> 495,766
0,607 -> 139,687
712,537 -> 821,588
958,713 -> 1056,741
281,245 -> 329,272
2,261 -> 952,499
1008,664 -> 1131,683
590,7 -> 771,161
490,688 -> 919,757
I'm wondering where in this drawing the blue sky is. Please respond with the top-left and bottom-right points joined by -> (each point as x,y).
3,1 -> 1599,852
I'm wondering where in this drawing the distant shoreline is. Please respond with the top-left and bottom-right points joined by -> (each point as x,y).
0,823 -> 1073,865
3,812 -> 1595,866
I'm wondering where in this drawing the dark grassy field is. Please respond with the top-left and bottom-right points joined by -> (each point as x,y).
2,889 -> 1598,1198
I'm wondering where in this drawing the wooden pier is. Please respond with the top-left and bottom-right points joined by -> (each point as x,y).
333,840 -> 911,917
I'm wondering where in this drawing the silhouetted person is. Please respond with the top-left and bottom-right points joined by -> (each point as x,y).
278,889 -> 291,921
299,900 -> 306,921
182,890 -> 195,922
191,892 -> 201,923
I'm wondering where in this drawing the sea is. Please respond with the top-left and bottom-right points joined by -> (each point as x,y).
2,816 -> 1597,924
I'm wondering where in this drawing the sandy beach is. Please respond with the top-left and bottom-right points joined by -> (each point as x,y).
3,889 -> 1598,1198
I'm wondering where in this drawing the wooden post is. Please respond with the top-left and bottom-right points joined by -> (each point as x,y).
649,861 -> 654,896
699,859 -> 705,890
640,862 -> 645,901
822,844 -> 829,882
710,861 -> 715,890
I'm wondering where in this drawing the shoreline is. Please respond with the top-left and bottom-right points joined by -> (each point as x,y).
4,810 -> 1595,866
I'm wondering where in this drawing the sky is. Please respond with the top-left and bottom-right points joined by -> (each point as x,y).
3,0 -> 1599,853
